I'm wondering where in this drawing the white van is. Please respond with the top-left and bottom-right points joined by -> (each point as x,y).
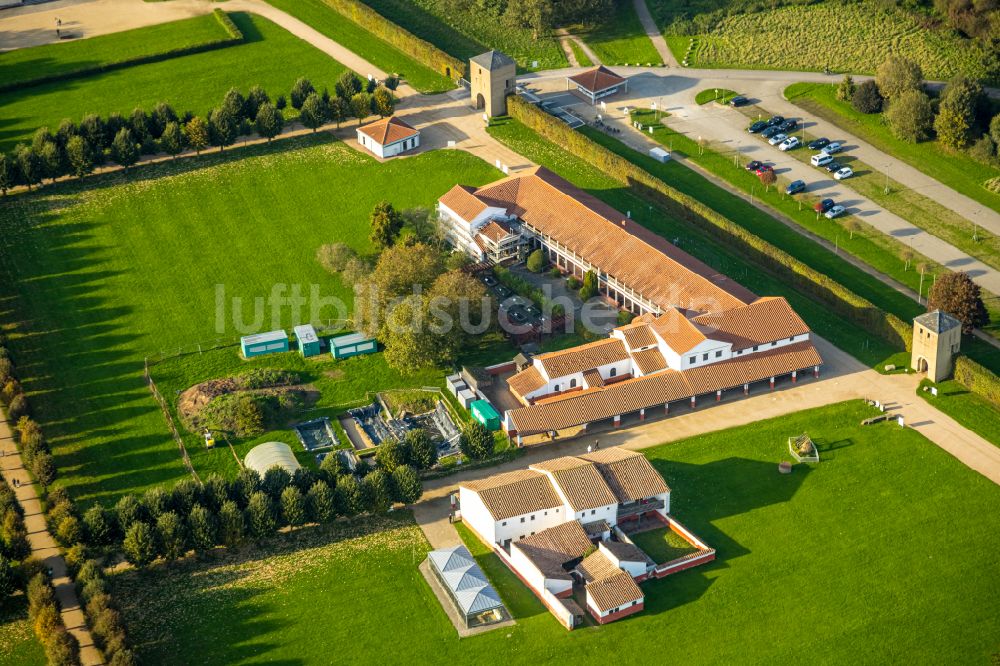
811,153 -> 833,167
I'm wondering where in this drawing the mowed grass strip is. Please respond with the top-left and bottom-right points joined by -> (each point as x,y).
112,402 -> 1000,663
0,13 -> 233,90
264,0 -> 453,93
359,0 -> 567,69
0,12 -> 351,152
578,0 -> 662,66
0,135 -> 499,502
918,379 -> 1000,447
486,117 -> 902,367
785,82 -> 1000,215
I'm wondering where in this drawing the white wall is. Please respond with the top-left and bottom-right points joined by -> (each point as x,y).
525,357 -> 634,402
730,332 -> 810,359
437,202 -> 507,259
600,542 -> 646,578
573,503 -> 618,529
509,542 -> 572,596
493,505 -> 567,545
458,488 -> 496,544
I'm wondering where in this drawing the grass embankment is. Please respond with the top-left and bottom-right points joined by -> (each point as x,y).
622,109 -> 1000,374
694,88 -> 738,105
733,101 -> 1000,275
0,13 -> 233,90
359,0 -> 567,69
264,0 -> 453,93
577,0 -> 662,65
0,135 -> 499,502
0,12 -> 351,152
648,0 -> 990,80
108,401 -> 1000,662
917,379 -> 1000,447
487,117 -> 902,368
785,82 -> 1000,215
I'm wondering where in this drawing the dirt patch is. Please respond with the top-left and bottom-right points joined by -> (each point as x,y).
324,369 -> 345,380
179,379 -> 318,429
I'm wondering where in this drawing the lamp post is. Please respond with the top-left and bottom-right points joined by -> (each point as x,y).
884,164 -> 890,195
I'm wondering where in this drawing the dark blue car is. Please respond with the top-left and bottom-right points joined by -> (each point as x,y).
785,180 -> 806,195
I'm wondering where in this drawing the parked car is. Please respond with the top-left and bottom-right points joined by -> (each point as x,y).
729,96 -> 749,107
824,160 -> 843,173
785,179 -> 806,195
754,163 -> 774,175
779,136 -> 800,151
747,120 -> 768,133
768,132 -> 788,146
807,137 -> 830,150
761,126 -> 781,139
745,160 -> 763,172
778,119 -> 798,132
834,166 -> 854,180
766,115 -> 785,126
824,205 -> 846,219
811,153 -> 834,167
821,141 -> 843,155
814,198 -> 835,213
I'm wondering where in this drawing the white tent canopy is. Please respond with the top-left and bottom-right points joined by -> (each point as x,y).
244,442 -> 301,477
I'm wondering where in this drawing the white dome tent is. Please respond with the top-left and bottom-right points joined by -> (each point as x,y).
244,442 -> 301,477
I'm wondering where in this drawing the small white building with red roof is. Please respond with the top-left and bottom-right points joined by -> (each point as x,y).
356,115 -> 420,158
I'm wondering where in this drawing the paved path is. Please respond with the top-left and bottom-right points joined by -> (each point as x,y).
633,0 -> 677,67
521,68 -> 1000,295
0,416 -> 102,666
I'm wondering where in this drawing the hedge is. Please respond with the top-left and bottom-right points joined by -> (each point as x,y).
953,355 -> 1000,408
0,9 -> 244,94
317,0 -> 465,80
507,96 -> 912,352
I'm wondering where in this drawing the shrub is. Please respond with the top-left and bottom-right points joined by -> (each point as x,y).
0,378 -> 21,404
875,55 -> 923,100
63,542 -> 87,576
549,266 -> 562,278
7,393 -> 28,421
44,627 -> 79,666
579,270 -> 599,300
279,486 -> 305,528
141,486 -> 171,519
34,603 -> 61,640
390,465 -> 422,504
459,420 -> 495,460
218,500 -> 245,549
0,555 -> 16,600
617,310 -> 635,326
526,248 -> 545,272
187,504 -> 217,555
0,358 -> 12,385
305,481 -> 336,523
247,492 -> 277,540
108,648 -> 137,666
567,276 -> 582,290
122,522 -> 157,567
31,452 -> 56,487
80,578 -> 107,606
261,466 -> 291,499
969,135 -> 998,165
114,495 -> 144,535
156,511 -> 188,561
852,80 -> 884,114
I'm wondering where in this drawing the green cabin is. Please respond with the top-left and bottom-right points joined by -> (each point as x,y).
330,332 -> 377,359
470,400 -> 501,431
241,330 -> 289,358
295,324 -> 321,358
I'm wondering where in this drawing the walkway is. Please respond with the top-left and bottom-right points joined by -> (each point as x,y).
0,416 -> 102,666
633,0 -> 677,67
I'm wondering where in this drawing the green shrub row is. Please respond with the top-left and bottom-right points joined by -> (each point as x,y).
318,0 -> 465,80
28,572 -> 81,666
492,264 -> 566,316
953,355 -> 1000,409
0,9 -> 244,94
506,96 -> 912,352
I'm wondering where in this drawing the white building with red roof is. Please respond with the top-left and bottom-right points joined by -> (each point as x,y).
356,115 -> 420,158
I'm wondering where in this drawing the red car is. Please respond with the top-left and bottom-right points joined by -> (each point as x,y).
754,164 -> 773,176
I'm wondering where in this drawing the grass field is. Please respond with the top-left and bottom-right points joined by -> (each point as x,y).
0,12 -> 352,152
359,0 -> 567,70
652,1 -> 990,80
0,135 -> 499,503
110,401 -> 1000,662
620,109 -> 1000,374
785,82 -> 1000,215
732,101 -> 1000,275
567,39 -> 594,68
918,379 -> 1000,447
628,526 -> 698,563
0,600 -> 44,666
487,117 -> 903,368
578,0 -> 661,66
694,88 -> 738,105
263,0 -> 453,93
0,13 -> 233,90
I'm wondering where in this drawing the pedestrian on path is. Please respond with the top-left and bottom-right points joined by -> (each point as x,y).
13,478 -> 19,488
595,439 -> 600,450
587,444 -> 592,453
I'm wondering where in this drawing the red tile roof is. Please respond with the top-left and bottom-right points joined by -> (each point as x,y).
631,347 -> 667,375
479,219 -> 515,243
568,66 -> 627,93
617,322 -> 657,350
639,308 -> 707,354
439,184 -> 489,222
507,365 -> 546,400
535,338 -> 630,379
356,115 -> 418,145
692,297 -> 809,351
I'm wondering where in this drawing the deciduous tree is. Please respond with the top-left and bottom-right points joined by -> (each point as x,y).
405,428 -> 438,470
333,474 -> 361,517
209,107 -> 238,151
14,144 -> 40,190
390,465 -> 422,504
160,121 -> 184,158
291,77 -> 316,110
65,135 -> 93,177
122,522 -> 157,567
155,511 -> 188,561
373,85 -> 394,117
852,80 -> 883,114
299,93 -> 328,132
370,200 -> 404,249
305,480 -> 336,523
187,504 -> 217,556
579,269 -> 599,300
336,71 -> 362,99
279,486 -> 305,529
875,55 -> 923,100
110,128 -> 139,172
927,271 -> 989,333
886,90 -> 934,142
218,500 -> 245,548
360,469 -> 391,514
526,248 -> 545,272
836,74 -> 855,101
255,103 -> 283,142
934,77 -> 983,150
184,116 -> 210,154
459,420 -> 494,460
350,92 -> 372,124
247,492 -> 277,540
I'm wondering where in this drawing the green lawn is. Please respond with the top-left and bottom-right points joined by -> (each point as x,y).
359,0 -> 567,70
0,12 -> 352,152
918,379 -> 1000,447
567,39 -> 594,68
0,135 -> 499,503
263,0 -> 453,93
628,526 -> 698,563
110,401 -> 1000,662
649,0 -> 990,80
0,13 -> 234,90
487,117 -> 902,368
694,88 -> 738,105
578,0 -> 661,66
785,82 -> 1000,215
732,101 -> 1000,274
0,599 -> 44,666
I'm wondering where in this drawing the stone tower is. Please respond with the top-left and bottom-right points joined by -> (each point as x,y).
470,50 -> 516,117
911,310 -> 962,382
